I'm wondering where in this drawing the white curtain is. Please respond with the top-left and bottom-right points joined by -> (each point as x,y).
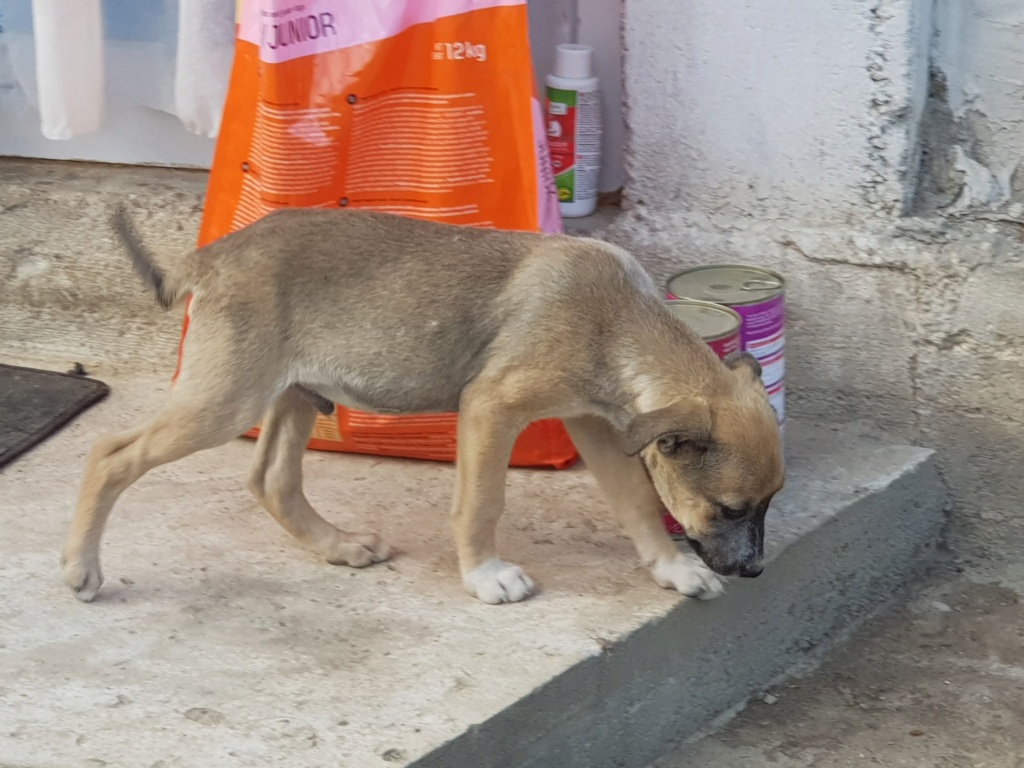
0,0 -> 235,158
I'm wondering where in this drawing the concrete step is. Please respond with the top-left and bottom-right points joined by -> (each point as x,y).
1,372 -> 947,768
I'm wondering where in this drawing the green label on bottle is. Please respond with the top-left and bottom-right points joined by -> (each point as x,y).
545,85 -> 600,206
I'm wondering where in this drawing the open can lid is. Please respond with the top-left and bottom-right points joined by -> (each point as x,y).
667,265 -> 784,307
664,299 -> 742,342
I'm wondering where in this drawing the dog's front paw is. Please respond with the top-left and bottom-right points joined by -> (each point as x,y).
463,559 -> 535,604
651,553 -> 725,600
61,552 -> 104,603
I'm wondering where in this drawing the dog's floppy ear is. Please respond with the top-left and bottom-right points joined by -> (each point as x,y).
724,351 -> 762,381
623,400 -> 713,457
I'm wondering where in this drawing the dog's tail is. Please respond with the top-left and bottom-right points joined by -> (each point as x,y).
111,205 -> 187,310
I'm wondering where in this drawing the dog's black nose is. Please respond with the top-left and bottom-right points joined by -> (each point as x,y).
738,562 -> 764,578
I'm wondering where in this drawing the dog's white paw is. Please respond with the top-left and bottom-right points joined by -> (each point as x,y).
651,553 -> 725,600
463,559 -> 535,604
61,553 -> 103,603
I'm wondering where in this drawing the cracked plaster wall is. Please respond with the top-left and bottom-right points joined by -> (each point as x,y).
917,0 -> 1024,215
621,0 -> 932,224
616,0 -> 1024,565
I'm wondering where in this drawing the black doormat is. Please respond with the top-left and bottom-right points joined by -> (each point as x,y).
0,364 -> 110,469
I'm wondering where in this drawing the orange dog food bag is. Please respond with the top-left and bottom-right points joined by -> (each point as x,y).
180,0 -> 578,469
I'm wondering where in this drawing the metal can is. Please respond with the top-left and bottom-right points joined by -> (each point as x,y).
664,299 -> 742,360
666,265 -> 786,432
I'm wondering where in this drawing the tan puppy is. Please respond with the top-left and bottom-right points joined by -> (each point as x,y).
62,207 -> 784,605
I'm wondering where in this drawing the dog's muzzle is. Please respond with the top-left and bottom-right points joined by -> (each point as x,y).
685,521 -> 765,578
736,560 -> 764,578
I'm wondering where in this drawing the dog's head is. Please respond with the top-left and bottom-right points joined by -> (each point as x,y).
625,352 -> 784,579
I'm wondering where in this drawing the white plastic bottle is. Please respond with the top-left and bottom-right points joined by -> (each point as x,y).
545,44 -> 602,218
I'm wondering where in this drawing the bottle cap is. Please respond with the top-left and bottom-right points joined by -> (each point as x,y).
553,44 -> 593,80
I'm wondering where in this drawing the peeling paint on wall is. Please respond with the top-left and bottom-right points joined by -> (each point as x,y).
918,0 -> 1024,214
945,145 -> 1015,212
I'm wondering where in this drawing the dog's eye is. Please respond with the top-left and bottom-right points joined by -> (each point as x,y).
656,435 -> 683,455
656,435 -> 709,456
717,504 -> 747,521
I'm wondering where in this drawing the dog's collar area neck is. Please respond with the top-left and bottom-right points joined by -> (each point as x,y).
661,509 -> 687,537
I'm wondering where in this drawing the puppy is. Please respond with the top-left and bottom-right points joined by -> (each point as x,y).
62,207 -> 783,605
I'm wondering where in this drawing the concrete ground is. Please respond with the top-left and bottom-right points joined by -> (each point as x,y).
655,561 -> 1024,767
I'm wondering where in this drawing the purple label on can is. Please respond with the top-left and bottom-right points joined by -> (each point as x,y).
733,294 -> 784,349
733,294 -> 785,425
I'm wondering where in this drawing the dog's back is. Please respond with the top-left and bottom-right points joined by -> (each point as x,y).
115,206 -> 672,415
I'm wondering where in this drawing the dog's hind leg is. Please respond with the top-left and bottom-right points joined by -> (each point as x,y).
62,380 -> 273,603
247,386 -> 390,567
563,415 -> 724,600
